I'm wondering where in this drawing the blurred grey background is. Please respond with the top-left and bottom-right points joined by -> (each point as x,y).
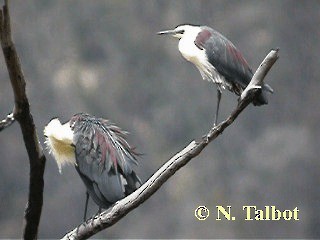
0,0 -> 319,238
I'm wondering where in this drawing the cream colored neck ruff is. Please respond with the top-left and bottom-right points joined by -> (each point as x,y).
44,119 -> 76,173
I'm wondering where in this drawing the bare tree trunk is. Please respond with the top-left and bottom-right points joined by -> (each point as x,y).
0,1 -> 46,239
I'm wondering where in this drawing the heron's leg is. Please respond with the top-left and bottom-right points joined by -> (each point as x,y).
214,89 -> 222,126
83,191 -> 89,221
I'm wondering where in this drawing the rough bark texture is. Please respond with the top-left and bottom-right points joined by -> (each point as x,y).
0,1 -> 46,239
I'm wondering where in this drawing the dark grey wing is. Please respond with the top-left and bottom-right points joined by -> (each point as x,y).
70,113 -> 141,209
196,27 -> 273,104
197,27 -> 253,92
98,119 -> 142,195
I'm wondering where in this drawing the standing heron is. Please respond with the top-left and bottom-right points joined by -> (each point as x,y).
158,24 -> 273,125
44,113 -> 141,220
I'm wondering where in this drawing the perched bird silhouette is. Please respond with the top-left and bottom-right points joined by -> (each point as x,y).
158,24 -> 273,125
44,113 -> 141,220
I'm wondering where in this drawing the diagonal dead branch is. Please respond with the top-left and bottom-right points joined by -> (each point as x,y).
240,48 -> 279,101
0,112 -> 15,131
62,49 -> 279,240
0,1 -> 46,239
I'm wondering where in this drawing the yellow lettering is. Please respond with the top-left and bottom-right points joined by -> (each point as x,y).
293,207 -> 299,220
255,209 -> 264,220
243,206 -> 256,221
271,206 -> 281,220
283,210 -> 292,220
265,206 -> 270,220
216,206 -> 233,220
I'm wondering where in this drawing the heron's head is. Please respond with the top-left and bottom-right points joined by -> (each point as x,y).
157,24 -> 201,40
44,118 -> 76,173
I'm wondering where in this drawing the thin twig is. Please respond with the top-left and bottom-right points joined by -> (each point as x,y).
0,112 -> 15,131
62,49 -> 279,240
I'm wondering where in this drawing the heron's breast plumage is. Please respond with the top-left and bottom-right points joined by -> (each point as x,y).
178,37 -> 231,90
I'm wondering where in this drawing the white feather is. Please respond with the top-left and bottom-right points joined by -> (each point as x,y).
176,25 -> 231,90
44,118 -> 76,173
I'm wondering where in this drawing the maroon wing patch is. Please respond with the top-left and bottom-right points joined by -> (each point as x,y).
194,29 -> 212,50
226,43 -> 250,71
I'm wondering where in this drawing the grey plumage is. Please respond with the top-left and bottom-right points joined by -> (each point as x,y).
70,113 -> 141,209
197,26 -> 273,105
158,24 -> 274,125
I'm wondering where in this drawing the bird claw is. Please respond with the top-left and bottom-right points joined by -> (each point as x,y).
90,216 -> 95,226
202,123 -> 219,143
205,135 -> 210,144
212,121 -> 220,130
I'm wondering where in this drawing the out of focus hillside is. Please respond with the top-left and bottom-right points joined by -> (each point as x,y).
0,0 -> 319,238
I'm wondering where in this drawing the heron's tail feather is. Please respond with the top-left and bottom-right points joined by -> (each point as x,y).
252,83 -> 273,106
124,171 -> 141,195
263,83 -> 274,93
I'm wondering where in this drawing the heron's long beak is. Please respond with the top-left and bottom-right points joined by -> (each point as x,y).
157,29 -> 176,35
